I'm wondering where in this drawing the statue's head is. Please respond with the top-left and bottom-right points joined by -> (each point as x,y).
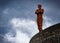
38,4 -> 42,9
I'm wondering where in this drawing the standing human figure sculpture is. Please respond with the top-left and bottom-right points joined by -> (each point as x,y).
35,4 -> 44,32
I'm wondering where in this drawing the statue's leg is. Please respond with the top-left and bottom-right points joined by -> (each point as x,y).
37,15 -> 43,32
36,17 -> 40,32
39,15 -> 43,32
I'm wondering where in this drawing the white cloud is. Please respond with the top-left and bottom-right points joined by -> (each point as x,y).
15,30 -> 30,43
4,18 -> 38,43
4,32 -> 15,43
10,18 -> 38,36
4,17 -> 54,43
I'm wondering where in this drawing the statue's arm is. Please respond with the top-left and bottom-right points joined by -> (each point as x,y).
35,9 -> 44,14
35,9 -> 39,14
42,9 -> 44,14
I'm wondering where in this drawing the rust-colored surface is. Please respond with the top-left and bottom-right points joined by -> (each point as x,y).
35,4 -> 44,32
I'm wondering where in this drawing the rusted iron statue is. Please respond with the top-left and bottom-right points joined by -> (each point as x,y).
35,4 -> 44,32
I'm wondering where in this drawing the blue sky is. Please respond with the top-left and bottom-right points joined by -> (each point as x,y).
0,0 -> 60,43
